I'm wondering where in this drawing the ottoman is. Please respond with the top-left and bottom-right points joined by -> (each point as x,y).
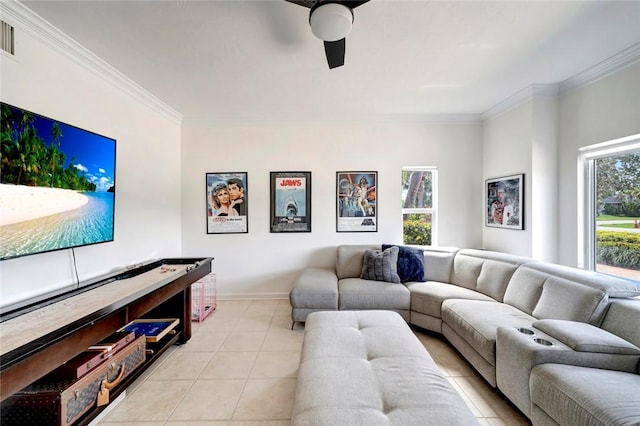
292,310 -> 480,425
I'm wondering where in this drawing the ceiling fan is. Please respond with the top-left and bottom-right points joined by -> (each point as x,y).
285,0 -> 370,69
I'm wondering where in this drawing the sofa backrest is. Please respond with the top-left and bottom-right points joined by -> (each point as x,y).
421,246 -> 459,283
601,298 -> 640,349
449,249 -> 534,302
504,262 -> 640,325
336,244 -> 459,282
336,244 -> 379,279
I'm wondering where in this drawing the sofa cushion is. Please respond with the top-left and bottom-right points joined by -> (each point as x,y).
407,281 -> 494,318
441,299 -> 536,365
526,262 -> 640,298
382,244 -> 425,283
533,319 -> 640,355
336,244 -> 380,279
532,277 -> 607,324
422,247 -> 458,282
360,247 -> 401,283
339,278 -> 410,311
503,266 -> 547,315
475,260 -> 518,302
601,299 -> 640,349
530,364 -> 640,426
450,249 -> 530,301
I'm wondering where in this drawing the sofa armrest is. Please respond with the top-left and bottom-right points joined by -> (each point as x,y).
532,319 -> 640,355
289,268 -> 339,309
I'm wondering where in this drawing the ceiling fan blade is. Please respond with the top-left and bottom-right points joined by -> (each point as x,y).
324,39 -> 346,69
285,0 -> 315,8
285,0 -> 370,9
344,0 -> 370,9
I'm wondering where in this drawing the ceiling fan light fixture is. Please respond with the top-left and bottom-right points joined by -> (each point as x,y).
309,3 -> 353,42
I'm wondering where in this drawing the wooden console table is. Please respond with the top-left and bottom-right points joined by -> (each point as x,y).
0,257 -> 212,424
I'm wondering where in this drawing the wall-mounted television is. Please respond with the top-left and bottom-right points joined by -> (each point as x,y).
0,102 -> 116,261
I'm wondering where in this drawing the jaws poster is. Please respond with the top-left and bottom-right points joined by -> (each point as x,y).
270,171 -> 311,233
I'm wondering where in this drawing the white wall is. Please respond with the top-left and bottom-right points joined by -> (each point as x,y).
0,6 -> 183,308
482,101 -> 534,257
181,120 -> 483,298
482,62 -> 639,265
557,62 -> 640,266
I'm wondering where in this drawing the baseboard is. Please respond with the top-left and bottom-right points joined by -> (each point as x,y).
217,292 -> 289,300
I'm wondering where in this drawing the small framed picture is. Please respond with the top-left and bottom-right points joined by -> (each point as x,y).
206,172 -> 248,234
486,173 -> 524,230
270,171 -> 311,233
336,171 -> 377,232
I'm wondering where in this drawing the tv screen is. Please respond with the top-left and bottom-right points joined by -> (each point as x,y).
0,102 -> 116,261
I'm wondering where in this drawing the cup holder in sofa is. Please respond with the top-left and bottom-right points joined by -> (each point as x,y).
533,337 -> 553,346
516,327 -> 535,335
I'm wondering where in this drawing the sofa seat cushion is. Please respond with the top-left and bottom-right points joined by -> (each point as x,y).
407,281 -> 494,319
530,364 -> 640,426
293,310 -> 479,425
339,278 -> 410,311
442,299 -> 535,365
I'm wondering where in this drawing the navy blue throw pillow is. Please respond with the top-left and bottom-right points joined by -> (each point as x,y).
382,244 -> 426,283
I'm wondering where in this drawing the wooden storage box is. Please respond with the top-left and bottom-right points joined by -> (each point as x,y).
0,335 -> 146,426
120,318 -> 179,343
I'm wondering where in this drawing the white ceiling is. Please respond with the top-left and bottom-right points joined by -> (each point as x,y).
22,0 -> 640,121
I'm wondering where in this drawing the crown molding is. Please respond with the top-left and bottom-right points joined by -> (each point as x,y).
560,42 -> 640,94
482,84 -> 559,121
1,0 -> 182,124
182,113 -> 483,126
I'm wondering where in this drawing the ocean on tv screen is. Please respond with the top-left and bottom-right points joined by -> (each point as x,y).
0,102 -> 116,260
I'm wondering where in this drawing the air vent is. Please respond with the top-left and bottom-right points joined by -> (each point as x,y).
1,20 -> 15,55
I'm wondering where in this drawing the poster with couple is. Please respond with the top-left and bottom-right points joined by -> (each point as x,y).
336,171 -> 377,232
486,173 -> 524,230
270,171 -> 311,233
206,172 -> 248,234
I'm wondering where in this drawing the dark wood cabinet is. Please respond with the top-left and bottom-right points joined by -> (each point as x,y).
0,257 -> 213,425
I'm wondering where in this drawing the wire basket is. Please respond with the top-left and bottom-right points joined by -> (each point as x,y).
191,273 -> 217,322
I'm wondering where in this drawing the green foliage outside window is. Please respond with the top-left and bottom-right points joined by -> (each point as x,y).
596,230 -> 640,270
403,214 -> 432,245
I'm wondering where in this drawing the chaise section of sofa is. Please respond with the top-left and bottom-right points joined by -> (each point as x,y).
528,298 -> 640,425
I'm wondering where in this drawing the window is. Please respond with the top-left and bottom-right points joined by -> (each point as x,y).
402,167 -> 437,246
578,134 -> 640,283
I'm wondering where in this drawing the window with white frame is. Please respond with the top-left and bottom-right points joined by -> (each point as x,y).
402,167 -> 437,246
578,134 -> 640,283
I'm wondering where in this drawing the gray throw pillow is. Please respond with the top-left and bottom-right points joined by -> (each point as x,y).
360,246 -> 401,284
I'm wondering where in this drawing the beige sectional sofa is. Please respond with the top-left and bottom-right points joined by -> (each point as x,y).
289,244 -> 640,425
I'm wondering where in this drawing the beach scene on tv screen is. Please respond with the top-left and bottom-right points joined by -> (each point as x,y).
0,103 -> 116,260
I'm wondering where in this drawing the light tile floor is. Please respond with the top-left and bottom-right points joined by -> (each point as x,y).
99,299 -> 530,425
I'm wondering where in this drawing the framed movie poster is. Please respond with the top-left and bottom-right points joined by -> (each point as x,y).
270,171 -> 311,233
206,172 -> 248,234
486,173 -> 524,230
336,171 -> 378,232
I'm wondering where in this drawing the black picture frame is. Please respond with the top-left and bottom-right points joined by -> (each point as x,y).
270,171 -> 312,233
336,171 -> 378,232
486,173 -> 524,230
206,172 -> 248,234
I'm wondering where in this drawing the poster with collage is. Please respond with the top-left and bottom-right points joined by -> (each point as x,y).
336,171 -> 377,232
